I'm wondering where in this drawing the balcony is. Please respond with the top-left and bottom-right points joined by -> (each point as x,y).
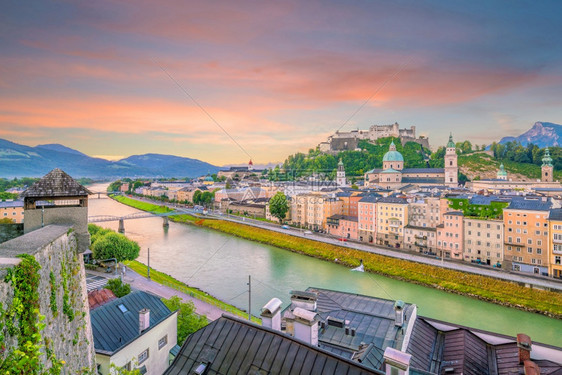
414,235 -> 427,240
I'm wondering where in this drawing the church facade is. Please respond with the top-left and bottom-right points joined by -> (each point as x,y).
364,135 -> 458,189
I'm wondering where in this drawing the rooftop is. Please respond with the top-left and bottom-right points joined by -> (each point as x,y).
164,315 -> 380,375
90,290 -> 175,355
21,168 -> 92,198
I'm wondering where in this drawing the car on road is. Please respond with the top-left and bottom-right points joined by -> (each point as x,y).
338,238 -> 348,242
282,225 -> 290,229
303,230 -> 313,235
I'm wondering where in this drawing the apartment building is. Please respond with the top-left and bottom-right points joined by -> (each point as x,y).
404,226 -> 437,253
436,211 -> 464,259
376,197 -> 408,248
326,215 -> 358,240
358,196 -> 378,243
0,200 -> 24,223
463,218 -> 504,266
408,196 -> 441,228
290,192 -> 343,231
503,198 -> 551,276
548,209 -> 562,279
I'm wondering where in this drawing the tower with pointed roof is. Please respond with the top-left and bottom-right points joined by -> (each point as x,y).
336,158 -> 347,186
444,133 -> 458,187
542,147 -> 554,182
248,159 -> 254,171
497,163 -> 508,180
21,168 -> 92,251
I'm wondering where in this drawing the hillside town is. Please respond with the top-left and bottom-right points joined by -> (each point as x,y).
105,136 -> 562,280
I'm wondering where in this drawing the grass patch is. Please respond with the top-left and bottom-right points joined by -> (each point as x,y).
111,195 -> 172,214
125,260 -> 260,323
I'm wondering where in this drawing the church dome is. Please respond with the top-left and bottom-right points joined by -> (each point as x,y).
382,141 -> 404,162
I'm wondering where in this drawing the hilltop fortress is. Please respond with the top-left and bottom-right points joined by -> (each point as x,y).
318,122 -> 430,153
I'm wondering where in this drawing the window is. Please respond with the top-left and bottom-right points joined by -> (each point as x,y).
158,335 -> 168,350
527,247 -> 533,253
537,248 -> 542,255
117,304 -> 128,313
138,348 -> 149,364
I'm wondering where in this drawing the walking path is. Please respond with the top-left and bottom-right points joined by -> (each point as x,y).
86,269 -> 228,321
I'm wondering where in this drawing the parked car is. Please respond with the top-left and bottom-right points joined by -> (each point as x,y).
282,225 -> 290,229
304,230 -> 313,235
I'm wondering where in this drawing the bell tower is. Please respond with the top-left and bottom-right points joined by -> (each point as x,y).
542,147 -> 554,182
336,158 -> 347,186
444,133 -> 458,187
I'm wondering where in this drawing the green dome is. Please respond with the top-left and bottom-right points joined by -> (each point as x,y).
497,163 -> 507,176
447,133 -> 455,148
204,175 -> 213,181
383,141 -> 404,162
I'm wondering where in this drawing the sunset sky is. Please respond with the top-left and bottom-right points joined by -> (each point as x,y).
1,1 -> 561,165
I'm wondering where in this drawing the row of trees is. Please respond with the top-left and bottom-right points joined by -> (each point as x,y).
489,141 -> 561,170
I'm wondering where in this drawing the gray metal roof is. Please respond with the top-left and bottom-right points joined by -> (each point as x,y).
402,168 -> 444,174
90,290 -> 174,355
549,208 -> 562,221
401,177 -> 445,184
377,197 -> 408,204
0,200 -> 23,208
164,315 -> 382,375
506,197 -> 552,211
359,196 -> 379,203
21,168 -> 92,198
308,288 -> 415,371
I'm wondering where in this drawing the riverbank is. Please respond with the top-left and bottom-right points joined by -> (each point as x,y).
124,260 -> 260,323
111,195 -> 562,318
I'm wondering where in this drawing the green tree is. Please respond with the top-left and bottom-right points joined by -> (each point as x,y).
269,192 -> 289,224
92,232 -> 140,262
192,190 -> 202,204
106,278 -> 131,298
162,296 -> 208,345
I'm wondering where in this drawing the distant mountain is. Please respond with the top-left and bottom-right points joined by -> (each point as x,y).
499,122 -> 562,147
0,138 -> 219,178
36,143 -> 88,157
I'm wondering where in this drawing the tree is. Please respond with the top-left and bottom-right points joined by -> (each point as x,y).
269,192 -> 289,224
162,296 -> 208,345
0,217 -> 15,224
92,232 -> 140,262
106,278 -> 131,298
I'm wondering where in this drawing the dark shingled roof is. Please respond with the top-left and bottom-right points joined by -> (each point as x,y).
90,290 -> 174,355
402,168 -> 445,174
164,315 -> 381,375
21,168 -> 92,198
549,208 -> 562,221
406,317 -> 562,375
401,177 -> 445,184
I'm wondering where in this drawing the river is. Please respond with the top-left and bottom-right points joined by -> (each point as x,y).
88,184 -> 561,346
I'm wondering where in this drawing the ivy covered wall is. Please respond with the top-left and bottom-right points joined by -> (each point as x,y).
0,225 -> 95,374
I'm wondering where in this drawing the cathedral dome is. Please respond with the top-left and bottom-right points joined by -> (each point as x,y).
382,141 -> 404,162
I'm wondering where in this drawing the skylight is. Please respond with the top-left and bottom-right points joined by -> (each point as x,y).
118,304 -> 128,313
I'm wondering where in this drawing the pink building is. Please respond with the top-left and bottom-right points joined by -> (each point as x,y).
326,215 -> 358,241
358,196 -> 378,243
437,211 -> 464,259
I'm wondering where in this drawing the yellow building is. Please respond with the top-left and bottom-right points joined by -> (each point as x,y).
0,200 -> 24,223
548,209 -> 562,279
376,197 -> 409,248
290,192 -> 343,231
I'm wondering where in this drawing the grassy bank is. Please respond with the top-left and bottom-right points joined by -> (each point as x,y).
111,195 -> 173,214
112,195 -> 562,317
125,260 -> 260,323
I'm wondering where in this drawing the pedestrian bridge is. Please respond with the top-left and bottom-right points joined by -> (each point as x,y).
88,209 -> 203,233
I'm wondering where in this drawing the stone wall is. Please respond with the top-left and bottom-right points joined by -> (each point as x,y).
0,223 -> 24,244
0,225 -> 95,373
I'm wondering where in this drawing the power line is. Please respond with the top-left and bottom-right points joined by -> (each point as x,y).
153,59 -> 253,160
227,289 -> 248,302
335,57 -> 414,133
185,238 -> 230,282
364,272 -> 394,301
252,276 -> 286,296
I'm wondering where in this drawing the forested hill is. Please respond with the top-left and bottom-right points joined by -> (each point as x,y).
279,137 -> 431,179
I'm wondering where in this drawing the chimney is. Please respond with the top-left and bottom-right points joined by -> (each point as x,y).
139,309 -> 150,332
523,360 -> 541,375
290,290 -> 317,312
517,333 -> 532,364
261,298 -> 283,331
293,307 -> 319,346
394,300 -> 405,327
383,347 -> 411,375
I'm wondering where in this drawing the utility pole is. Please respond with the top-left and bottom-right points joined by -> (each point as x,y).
147,247 -> 150,281
247,275 -> 251,321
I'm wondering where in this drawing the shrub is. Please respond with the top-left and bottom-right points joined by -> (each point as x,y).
106,278 -> 131,298
92,232 -> 140,262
